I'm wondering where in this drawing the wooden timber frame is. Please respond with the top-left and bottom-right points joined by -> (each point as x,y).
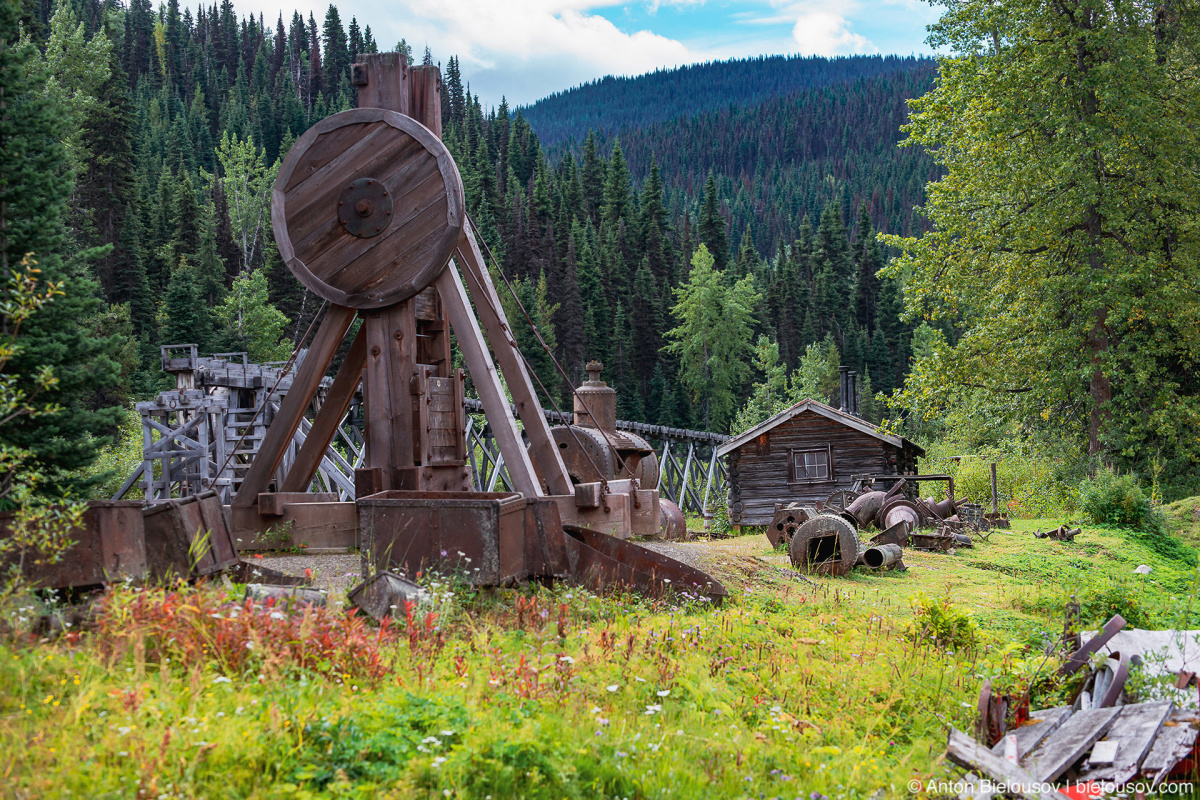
229,53 -> 602,545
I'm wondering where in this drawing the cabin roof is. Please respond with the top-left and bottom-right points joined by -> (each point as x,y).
715,399 -> 925,458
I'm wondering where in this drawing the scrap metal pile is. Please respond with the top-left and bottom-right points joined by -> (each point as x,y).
766,478 -> 995,577
946,614 -> 1200,797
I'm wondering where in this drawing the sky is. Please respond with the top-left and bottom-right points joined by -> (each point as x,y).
236,0 -> 941,107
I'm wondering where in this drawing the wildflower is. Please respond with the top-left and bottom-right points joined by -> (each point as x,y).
213,677 -> 232,684
656,689 -> 670,697
559,655 -> 575,664
441,730 -> 455,737
635,676 -> 646,682
606,685 -> 619,692
644,704 -> 662,715
269,611 -> 285,621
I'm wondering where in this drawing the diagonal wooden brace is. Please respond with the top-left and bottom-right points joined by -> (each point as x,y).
281,324 -> 367,493
453,227 -> 573,496
232,304 -> 357,507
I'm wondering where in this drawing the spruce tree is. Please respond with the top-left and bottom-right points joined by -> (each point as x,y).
0,0 -> 122,489
698,173 -> 728,272
321,4 -> 348,104
579,131 -> 605,223
602,139 -> 633,232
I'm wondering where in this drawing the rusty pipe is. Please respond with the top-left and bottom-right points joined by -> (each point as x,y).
881,500 -> 921,530
862,544 -> 903,569
845,490 -> 887,528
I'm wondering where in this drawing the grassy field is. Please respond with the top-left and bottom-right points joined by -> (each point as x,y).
1,516 -> 1197,798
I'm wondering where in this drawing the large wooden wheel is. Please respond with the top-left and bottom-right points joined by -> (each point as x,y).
272,107 -> 465,309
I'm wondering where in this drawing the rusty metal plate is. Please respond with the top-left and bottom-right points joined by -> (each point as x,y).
357,490 -> 528,586
142,491 -> 239,580
0,501 -> 146,589
563,524 -> 727,605
338,177 -> 393,238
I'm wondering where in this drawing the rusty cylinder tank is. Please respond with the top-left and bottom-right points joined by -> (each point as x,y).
541,361 -> 659,488
574,360 -> 617,432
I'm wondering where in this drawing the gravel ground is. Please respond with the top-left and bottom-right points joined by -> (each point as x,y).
254,553 -> 364,604
636,540 -> 707,570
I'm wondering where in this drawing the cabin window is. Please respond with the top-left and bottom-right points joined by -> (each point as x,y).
789,447 -> 833,483
755,433 -> 770,455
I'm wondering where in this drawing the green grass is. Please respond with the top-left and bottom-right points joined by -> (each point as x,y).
2,514 -> 1197,798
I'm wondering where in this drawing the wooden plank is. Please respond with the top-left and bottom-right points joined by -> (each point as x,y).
453,228 -> 572,496
1078,701 -> 1173,784
992,707 -> 1074,760
1141,710 -> 1199,784
409,65 -> 442,137
945,727 -> 1068,800
436,264 -> 541,497
232,305 -> 356,507
281,326 -> 366,493
1022,706 -> 1121,783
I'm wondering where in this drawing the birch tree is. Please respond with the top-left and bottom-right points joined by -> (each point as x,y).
215,132 -> 278,273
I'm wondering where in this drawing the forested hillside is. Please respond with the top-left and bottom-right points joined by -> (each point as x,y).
0,0 -> 936,491
520,54 -> 932,148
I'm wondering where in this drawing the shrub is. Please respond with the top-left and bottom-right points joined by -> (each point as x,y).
1079,467 -> 1152,527
905,591 -> 980,652
918,440 -> 1082,518
93,586 -> 398,680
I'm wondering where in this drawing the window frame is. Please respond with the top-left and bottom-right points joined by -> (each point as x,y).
788,445 -> 835,484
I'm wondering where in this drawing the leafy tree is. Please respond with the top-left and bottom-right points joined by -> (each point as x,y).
213,268 -> 290,362
790,338 -> 840,406
882,0 -> 1200,487
214,131 -> 278,272
35,1 -> 112,175
666,245 -> 759,431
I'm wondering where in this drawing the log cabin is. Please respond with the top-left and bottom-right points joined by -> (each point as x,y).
717,394 -> 924,527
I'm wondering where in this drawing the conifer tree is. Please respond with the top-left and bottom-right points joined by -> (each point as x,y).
321,4 -> 348,103
852,204 -> 882,331
698,173 -> 728,272
0,0 -> 122,488
579,131 -> 605,223
602,139 -> 633,231
666,245 -> 759,431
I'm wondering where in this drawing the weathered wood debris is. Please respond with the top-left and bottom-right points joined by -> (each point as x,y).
947,615 -> 1200,797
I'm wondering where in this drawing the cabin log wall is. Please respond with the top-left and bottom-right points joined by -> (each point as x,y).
726,410 -> 907,525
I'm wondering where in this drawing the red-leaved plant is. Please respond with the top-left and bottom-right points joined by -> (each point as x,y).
93,587 -> 397,682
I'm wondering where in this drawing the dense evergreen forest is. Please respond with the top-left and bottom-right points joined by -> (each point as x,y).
4,0 -> 935,464
521,54 -> 933,147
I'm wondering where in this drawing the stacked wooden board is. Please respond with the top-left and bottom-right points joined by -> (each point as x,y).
947,702 -> 1199,797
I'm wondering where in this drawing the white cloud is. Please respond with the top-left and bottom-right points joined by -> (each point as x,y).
791,9 -> 878,55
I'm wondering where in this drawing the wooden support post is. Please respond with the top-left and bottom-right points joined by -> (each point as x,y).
362,303 -> 417,488
436,265 -> 542,497
354,52 -> 410,116
453,228 -> 573,496
991,462 -> 999,514
281,326 -> 367,493
232,305 -> 356,507
409,65 -> 442,138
